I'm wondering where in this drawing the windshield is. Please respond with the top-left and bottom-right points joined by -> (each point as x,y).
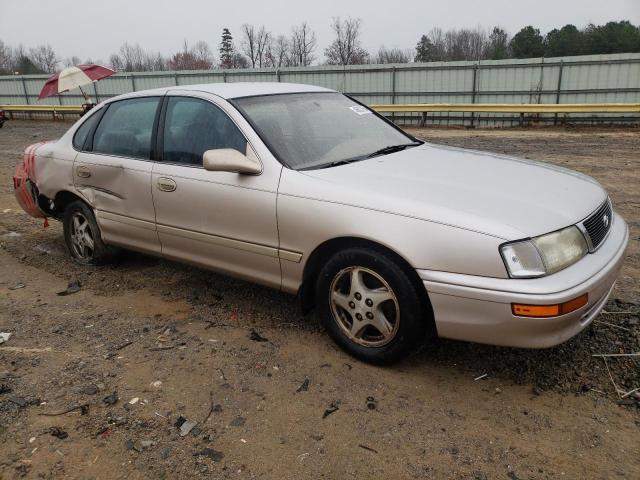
233,92 -> 417,170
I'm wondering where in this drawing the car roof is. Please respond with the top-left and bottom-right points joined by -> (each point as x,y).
111,82 -> 335,102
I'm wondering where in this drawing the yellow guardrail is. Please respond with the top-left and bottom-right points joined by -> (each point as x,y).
2,103 -> 639,117
371,103 -> 640,113
0,104 -> 84,113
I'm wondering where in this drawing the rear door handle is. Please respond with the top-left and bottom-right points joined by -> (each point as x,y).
157,177 -> 177,192
76,165 -> 91,178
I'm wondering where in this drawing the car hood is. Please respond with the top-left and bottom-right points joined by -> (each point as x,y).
290,143 -> 607,240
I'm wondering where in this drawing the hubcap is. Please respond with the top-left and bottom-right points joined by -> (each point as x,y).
329,266 -> 400,347
69,212 -> 95,260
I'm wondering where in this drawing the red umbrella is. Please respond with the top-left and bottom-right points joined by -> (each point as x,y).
38,64 -> 115,100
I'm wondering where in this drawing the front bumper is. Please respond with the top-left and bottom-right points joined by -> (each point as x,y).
419,212 -> 629,348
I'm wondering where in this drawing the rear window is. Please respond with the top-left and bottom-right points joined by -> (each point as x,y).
92,97 -> 160,159
72,109 -> 102,151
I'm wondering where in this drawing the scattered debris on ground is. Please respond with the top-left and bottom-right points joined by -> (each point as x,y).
56,279 -> 81,296
296,378 -> 309,392
0,122 -> 638,478
47,426 -> 68,440
249,329 -> 269,342
322,401 -> 340,419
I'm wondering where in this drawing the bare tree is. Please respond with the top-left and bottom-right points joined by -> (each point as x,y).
374,46 -> 411,64
241,24 -> 270,68
265,35 -> 291,68
428,27 -> 447,60
167,40 -> 212,70
231,52 -> 249,69
192,40 -> 215,66
0,40 -> 14,74
468,27 -> 487,60
148,52 -> 167,71
63,56 -> 82,67
29,44 -> 59,72
417,26 -> 488,62
290,22 -> 317,66
119,43 -> 147,70
109,53 -> 124,71
109,43 -> 166,71
324,17 -> 369,65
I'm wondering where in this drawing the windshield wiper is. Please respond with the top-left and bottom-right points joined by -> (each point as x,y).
298,141 -> 424,171
299,158 -> 364,170
365,141 -> 423,159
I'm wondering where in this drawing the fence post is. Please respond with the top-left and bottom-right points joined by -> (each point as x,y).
223,71 -> 227,83
391,66 -> 397,124
20,76 -> 32,119
174,73 -> 179,86
130,74 -> 136,92
276,69 -> 281,82
554,61 -> 564,126
470,63 -> 478,127
20,77 -> 29,104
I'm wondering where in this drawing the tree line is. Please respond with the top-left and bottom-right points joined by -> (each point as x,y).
1,19 -> 639,75
415,21 -> 640,62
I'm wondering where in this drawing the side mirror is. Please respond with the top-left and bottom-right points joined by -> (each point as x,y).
202,148 -> 261,175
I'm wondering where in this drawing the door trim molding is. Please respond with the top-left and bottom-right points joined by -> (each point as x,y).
156,223 -> 302,263
96,210 -> 156,231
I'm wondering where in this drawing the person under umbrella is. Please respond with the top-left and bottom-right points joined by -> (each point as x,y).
38,64 -> 115,115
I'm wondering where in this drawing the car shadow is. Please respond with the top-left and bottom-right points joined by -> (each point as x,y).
17,237 -> 638,397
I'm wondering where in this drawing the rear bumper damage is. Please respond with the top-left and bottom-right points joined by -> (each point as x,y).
13,142 -> 50,225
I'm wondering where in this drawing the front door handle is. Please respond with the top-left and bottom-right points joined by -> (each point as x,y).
76,165 -> 91,178
157,177 -> 177,192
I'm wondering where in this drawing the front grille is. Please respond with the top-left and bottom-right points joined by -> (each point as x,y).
580,199 -> 612,251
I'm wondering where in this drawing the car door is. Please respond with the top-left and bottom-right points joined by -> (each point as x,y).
73,96 -> 162,255
151,92 -> 282,289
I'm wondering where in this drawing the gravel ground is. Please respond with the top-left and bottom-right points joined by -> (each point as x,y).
0,121 -> 638,479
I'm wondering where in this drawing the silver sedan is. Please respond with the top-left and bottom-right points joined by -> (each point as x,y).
14,82 -> 629,363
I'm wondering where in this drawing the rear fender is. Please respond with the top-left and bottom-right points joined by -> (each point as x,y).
13,142 -> 52,224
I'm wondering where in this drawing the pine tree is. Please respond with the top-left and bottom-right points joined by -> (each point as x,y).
414,35 -> 435,62
219,28 -> 234,69
16,55 -> 43,74
545,25 -> 584,57
509,26 -> 545,58
486,27 -> 509,60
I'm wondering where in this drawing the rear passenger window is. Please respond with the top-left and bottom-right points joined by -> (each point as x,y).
72,109 -> 102,150
92,97 -> 160,159
163,97 -> 247,165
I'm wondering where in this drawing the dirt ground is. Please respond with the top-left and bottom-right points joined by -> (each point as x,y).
0,121 -> 638,480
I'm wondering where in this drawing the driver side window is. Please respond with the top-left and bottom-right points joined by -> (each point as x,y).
163,97 -> 247,166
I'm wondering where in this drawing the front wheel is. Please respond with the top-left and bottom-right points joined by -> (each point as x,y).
63,200 -> 116,265
316,247 -> 433,364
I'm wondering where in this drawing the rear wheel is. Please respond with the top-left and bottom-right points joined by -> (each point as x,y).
63,200 -> 115,265
316,247 -> 433,364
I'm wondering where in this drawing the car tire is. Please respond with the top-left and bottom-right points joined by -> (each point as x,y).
316,247 -> 433,365
63,200 -> 116,265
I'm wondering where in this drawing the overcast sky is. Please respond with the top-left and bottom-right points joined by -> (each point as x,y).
1,0 -> 639,62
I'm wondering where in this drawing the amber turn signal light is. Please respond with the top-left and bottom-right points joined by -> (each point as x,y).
512,293 -> 588,318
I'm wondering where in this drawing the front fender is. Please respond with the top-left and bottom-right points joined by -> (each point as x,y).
277,192 -> 508,294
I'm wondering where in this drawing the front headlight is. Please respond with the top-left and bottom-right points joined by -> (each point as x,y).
500,226 -> 588,278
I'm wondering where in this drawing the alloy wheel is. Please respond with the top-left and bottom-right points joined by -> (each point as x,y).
329,266 -> 400,347
69,211 -> 95,260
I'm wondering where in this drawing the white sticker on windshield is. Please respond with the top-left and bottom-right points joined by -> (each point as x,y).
349,105 -> 371,115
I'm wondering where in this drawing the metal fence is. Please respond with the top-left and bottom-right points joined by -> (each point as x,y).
1,52 -> 639,126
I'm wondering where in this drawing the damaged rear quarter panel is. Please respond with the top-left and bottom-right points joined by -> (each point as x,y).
34,139 -> 78,201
